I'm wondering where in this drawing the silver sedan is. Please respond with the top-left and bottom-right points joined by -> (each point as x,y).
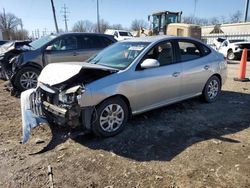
21,36 -> 227,143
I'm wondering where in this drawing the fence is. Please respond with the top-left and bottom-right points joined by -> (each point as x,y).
202,32 -> 250,45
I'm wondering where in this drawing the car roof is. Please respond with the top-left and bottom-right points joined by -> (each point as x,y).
120,35 -> 200,43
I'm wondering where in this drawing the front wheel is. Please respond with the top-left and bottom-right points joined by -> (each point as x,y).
92,97 -> 129,137
227,50 -> 235,60
202,76 -> 221,103
14,67 -> 40,91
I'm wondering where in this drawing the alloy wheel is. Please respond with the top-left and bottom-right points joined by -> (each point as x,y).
207,79 -> 219,100
20,71 -> 38,89
99,104 -> 125,133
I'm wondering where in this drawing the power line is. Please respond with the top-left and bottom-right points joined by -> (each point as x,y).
61,4 -> 69,32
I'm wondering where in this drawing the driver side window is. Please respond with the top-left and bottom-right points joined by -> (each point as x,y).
144,41 -> 174,66
50,36 -> 77,51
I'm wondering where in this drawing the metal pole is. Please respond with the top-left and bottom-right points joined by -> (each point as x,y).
97,0 -> 100,33
244,0 -> 249,22
50,0 -> 59,33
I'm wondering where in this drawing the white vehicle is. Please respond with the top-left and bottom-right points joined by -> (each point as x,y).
217,39 -> 250,60
104,29 -> 134,41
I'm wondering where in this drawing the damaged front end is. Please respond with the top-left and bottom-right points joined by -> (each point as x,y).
21,62 -> 118,143
21,83 -> 84,144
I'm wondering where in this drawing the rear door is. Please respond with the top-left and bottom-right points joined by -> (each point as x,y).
43,35 -> 80,65
175,39 -> 213,97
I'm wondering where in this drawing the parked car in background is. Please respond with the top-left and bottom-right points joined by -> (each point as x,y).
21,36 -> 227,143
104,29 -> 134,41
10,33 -> 116,91
217,39 -> 250,60
0,40 -> 31,80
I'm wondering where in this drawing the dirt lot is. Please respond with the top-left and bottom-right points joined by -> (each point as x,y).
0,62 -> 249,188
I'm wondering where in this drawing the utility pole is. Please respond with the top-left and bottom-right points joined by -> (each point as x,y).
97,0 -> 100,33
193,0 -> 198,22
244,0 -> 249,22
50,0 -> 59,33
61,4 -> 69,32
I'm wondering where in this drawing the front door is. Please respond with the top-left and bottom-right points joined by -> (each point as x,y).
43,35 -> 80,65
131,41 -> 182,112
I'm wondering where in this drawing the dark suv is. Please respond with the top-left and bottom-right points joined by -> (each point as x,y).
10,33 -> 116,91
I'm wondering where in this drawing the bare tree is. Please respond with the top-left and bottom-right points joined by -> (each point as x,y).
72,20 -> 94,32
0,12 -> 21,39
12,29 -> 29,40
183,16 -> 209,25
230,10 -> 242,23
94,19 -> 110,33
130,19 -> 148,31
110,24 -> 123,30
209,17 -> 220,25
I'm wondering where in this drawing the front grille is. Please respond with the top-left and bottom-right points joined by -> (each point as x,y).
30,89 -> 43,116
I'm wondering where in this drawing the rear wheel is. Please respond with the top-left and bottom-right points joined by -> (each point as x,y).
92,97 -> 129,137
14,67 -> 40,91
227,50 -> 235,60
202,76 -> 221,103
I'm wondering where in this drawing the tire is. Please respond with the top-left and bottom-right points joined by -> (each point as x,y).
14,67 -> 41,91
202,76 -> 221,103
227,50 -> 235,60
92,97 -> 129,137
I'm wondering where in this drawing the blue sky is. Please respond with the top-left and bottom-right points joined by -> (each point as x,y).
0,0 -> 248,34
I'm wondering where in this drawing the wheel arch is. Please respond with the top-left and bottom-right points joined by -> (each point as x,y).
20,62 -> 43,71
96,94 -> 132,117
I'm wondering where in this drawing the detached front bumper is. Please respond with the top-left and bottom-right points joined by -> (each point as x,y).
21,87 -> 88,143
21,89 -> 47,144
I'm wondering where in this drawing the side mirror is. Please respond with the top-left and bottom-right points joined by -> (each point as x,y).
46,45 -> 53,51
141,59 -> 160,69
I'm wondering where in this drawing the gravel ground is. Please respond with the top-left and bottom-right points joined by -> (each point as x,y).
0,62 -> 249,188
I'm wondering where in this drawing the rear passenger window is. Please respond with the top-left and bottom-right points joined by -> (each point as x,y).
78,36 -> 101,49
178,41 -> 202,61
98,36 -> 114,48
78,35 -> 113,49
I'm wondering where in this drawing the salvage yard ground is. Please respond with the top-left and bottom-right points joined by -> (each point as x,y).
0,62 -> 250,187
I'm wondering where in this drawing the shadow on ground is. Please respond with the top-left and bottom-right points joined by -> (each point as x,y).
34,90 -> 250,161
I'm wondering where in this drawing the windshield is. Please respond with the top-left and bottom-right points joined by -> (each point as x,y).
29,35 -> 57,50
119,31 -> 132,37
87,42 -> 149,70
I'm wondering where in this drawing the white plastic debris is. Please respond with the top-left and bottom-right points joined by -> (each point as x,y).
20,88 -> 47,144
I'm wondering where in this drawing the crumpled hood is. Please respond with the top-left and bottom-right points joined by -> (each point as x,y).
0,41 -> 31,55
38,62 -> 118,86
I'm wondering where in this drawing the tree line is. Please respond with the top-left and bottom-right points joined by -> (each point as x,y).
0,9 -> 247,40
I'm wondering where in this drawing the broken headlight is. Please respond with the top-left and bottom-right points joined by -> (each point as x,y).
59,92 -> 75,103
58,85 -> 82,104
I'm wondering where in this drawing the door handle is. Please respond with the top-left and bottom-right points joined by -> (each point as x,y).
172,72 -> 181,77
204,65 -> 210,70
72,52 -> 79,56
